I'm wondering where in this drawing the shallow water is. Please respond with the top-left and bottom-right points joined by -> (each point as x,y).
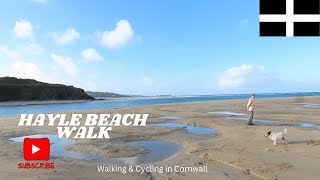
2,92 -> 319,117
9,134 -> 181,165
291,108 -> 303,110
208,111 -> 246,116
304,104 -> 319,108
293,103 -> 319,108
150,123 -> 215,135
158,116 -> 183,120
228,117 -> 275,123
298,122 -> 320,128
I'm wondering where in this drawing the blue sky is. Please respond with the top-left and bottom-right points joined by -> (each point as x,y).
0,0 -> 319,95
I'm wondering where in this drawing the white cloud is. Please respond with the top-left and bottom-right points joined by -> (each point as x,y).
218,64 -> 266,89
0,61 -> 72,85
143,77 -> 154,87
11,61 -> 41,79
24,43 -> 44,55
81,48 -> 103,61
50,28 -> 80,45
0,45 -> 21,59
14,19 -> 33,39
0,43 -> 44,60
0,61 -> 41,80
51,53 -> 79,76
101,20 -> 133,49
31,0 -> 48,4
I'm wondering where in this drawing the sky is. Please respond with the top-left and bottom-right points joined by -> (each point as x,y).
0,0 -> 320,95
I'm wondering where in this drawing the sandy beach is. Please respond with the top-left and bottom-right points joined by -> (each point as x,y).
0,96 -> 319,180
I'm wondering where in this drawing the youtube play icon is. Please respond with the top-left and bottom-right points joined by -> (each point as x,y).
24,138 -> 50,161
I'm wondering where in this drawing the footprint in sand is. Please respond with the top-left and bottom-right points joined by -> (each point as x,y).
243,169 -> 250,175
279,163 -> 293,170
139,171 -> 154,180
307,139 -> 320,146
194,161 -> 204,165
161,172 -> 174,180
224,172 -> 230,177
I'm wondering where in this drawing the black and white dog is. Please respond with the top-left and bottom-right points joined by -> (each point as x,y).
264,128 -> 288,146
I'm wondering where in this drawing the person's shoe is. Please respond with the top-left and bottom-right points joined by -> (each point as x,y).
247,122 -> 254,125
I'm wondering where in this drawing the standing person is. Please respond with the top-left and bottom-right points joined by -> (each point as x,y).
247,94 -> 256,125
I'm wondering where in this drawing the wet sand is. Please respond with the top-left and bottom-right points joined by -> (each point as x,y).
0,96 -> 319,179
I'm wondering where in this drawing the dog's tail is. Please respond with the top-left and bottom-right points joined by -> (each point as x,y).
284,128 -> 287,134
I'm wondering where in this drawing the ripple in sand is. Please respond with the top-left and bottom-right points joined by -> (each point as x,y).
208,111 -> 246,116
9,134 -> 181,165
150,123 -> 216,135
227,117 -> 320,128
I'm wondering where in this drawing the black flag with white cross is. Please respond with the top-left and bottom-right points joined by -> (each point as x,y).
260,0 -> 320,36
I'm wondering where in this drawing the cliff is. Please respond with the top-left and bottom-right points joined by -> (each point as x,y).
0,77 -> 94,101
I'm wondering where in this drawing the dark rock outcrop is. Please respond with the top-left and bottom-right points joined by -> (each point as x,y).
0,77 -> 94,101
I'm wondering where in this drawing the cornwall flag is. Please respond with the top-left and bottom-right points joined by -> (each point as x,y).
260,0 -> 320,36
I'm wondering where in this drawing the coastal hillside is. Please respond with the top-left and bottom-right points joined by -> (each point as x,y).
86,91 -> 131,98
86,91 -> 175,98
0,77 -> 94,101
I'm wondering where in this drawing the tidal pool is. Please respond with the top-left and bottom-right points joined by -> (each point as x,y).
293,103 -> 319,108
292,108 -> 303,110
158,116 -> 183,120
150,123 -> 215,135
297,122 -> 320,128
9,134 -> 181,165
228,117 -> 275,123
